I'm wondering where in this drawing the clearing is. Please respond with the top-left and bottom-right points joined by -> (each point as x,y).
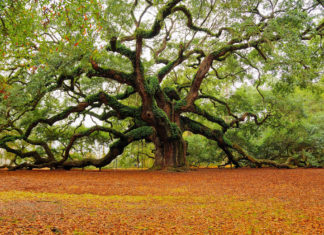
0,168 -> 323,234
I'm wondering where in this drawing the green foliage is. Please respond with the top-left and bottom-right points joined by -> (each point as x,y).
185,134 -> 223,166
113,141 -> 155,168
226,87 -> 324,167
0,0 -> 322,169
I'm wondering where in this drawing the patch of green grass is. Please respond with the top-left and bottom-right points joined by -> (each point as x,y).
73,230 -> 87,235
0,190 -> 199,205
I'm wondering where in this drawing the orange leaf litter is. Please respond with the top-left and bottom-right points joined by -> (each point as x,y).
0,168 -> 323,234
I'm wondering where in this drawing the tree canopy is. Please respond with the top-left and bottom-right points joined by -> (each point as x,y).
0,0 -> 323,170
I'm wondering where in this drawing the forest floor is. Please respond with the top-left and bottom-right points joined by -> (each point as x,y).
0,168 -> 323,234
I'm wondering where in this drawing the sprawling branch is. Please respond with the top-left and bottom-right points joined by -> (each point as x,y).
157,49 -> 205,82
184,54 -> 214,109
171,5 -> 232,38
181,116 -> 295,168
25,139 -> 55,161
183,35 -> 281,111
0,91 -> 139,148
197,95 -> 270,128
189,105 -> 229,132
230,112 -> 270,128
180,116 -> 240,167
0,66 -> 84,132
1,143 -> 46,164
231,144 -> 296,169
61,126 -> 154,169
198,94 -> 237,118
24,101 -> 94,138
5,126 -> 154,170
106,38 -> 137,69
135,0 -> 182,39
87,62 -> 135,86
61,126 -> 127,163
115,86 -> 136,100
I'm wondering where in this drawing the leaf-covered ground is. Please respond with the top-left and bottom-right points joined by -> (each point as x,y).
0,169 -> 323,234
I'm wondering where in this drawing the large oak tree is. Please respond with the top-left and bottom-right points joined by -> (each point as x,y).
0,0 -> 323,170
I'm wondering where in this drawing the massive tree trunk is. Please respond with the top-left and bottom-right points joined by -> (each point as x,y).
152,136 -> 187,170
147,99 -> 188,170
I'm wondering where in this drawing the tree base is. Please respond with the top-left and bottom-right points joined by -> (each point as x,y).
149,165 -> 190,172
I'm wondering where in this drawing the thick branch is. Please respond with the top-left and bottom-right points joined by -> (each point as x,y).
4,126 -> 154,170
115,86 -> 136,100
1,143 -> 46,164
231,144 -> 296,169
135,0 -> 182,39
180,116 -> 240,167
25,139 -> 55,161
106,38 -> 137,69
172,5 -> 232,38
87,63 -> 135,86
62,126 -> 127,163
61,126 -> 154,169
184,54 -> 214,109
0,92 -> 139,149
181,116 -> 295,168
157,49 -> 205,82
198,94 -> 238,119
183,35 -> 281,111
189,105 -> 229,132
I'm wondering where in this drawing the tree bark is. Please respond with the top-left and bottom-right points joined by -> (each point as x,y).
152,135 -> 187,170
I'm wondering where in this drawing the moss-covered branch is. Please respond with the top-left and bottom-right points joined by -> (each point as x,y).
135,0 -> 182,39
198,94 -> 238,119
231,144 -> 296,169
106,38 -> 138,70
157,49 -> 205,82
0,136 -> 56,169
25,139 -> 55,161
184,35 -> 282,111
4,126 -> 154,170
61,126 -> 127,163
115,86 -> 136,100
0,91 -> 139,151
0,66 -> 84,132
24,101 -> 93,138
190,105 -> 229,132
87,110 -> 118,122
1,143 -> 47,165
87,64 -> 135,86
171,5 -> 232,38
180,116 -> 240,167
97,92 -> 141,119
181,116 -> 297,169
61,126 -> 154,169
107,37 -> 137,61
211,35 -> 281,60
197,95 -> 270,129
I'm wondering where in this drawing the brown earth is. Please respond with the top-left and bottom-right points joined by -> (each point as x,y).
0,168 -> 323,234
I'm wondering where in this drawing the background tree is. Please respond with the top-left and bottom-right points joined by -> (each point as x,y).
228,85 -> 324,167
0,0 -> 323,170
